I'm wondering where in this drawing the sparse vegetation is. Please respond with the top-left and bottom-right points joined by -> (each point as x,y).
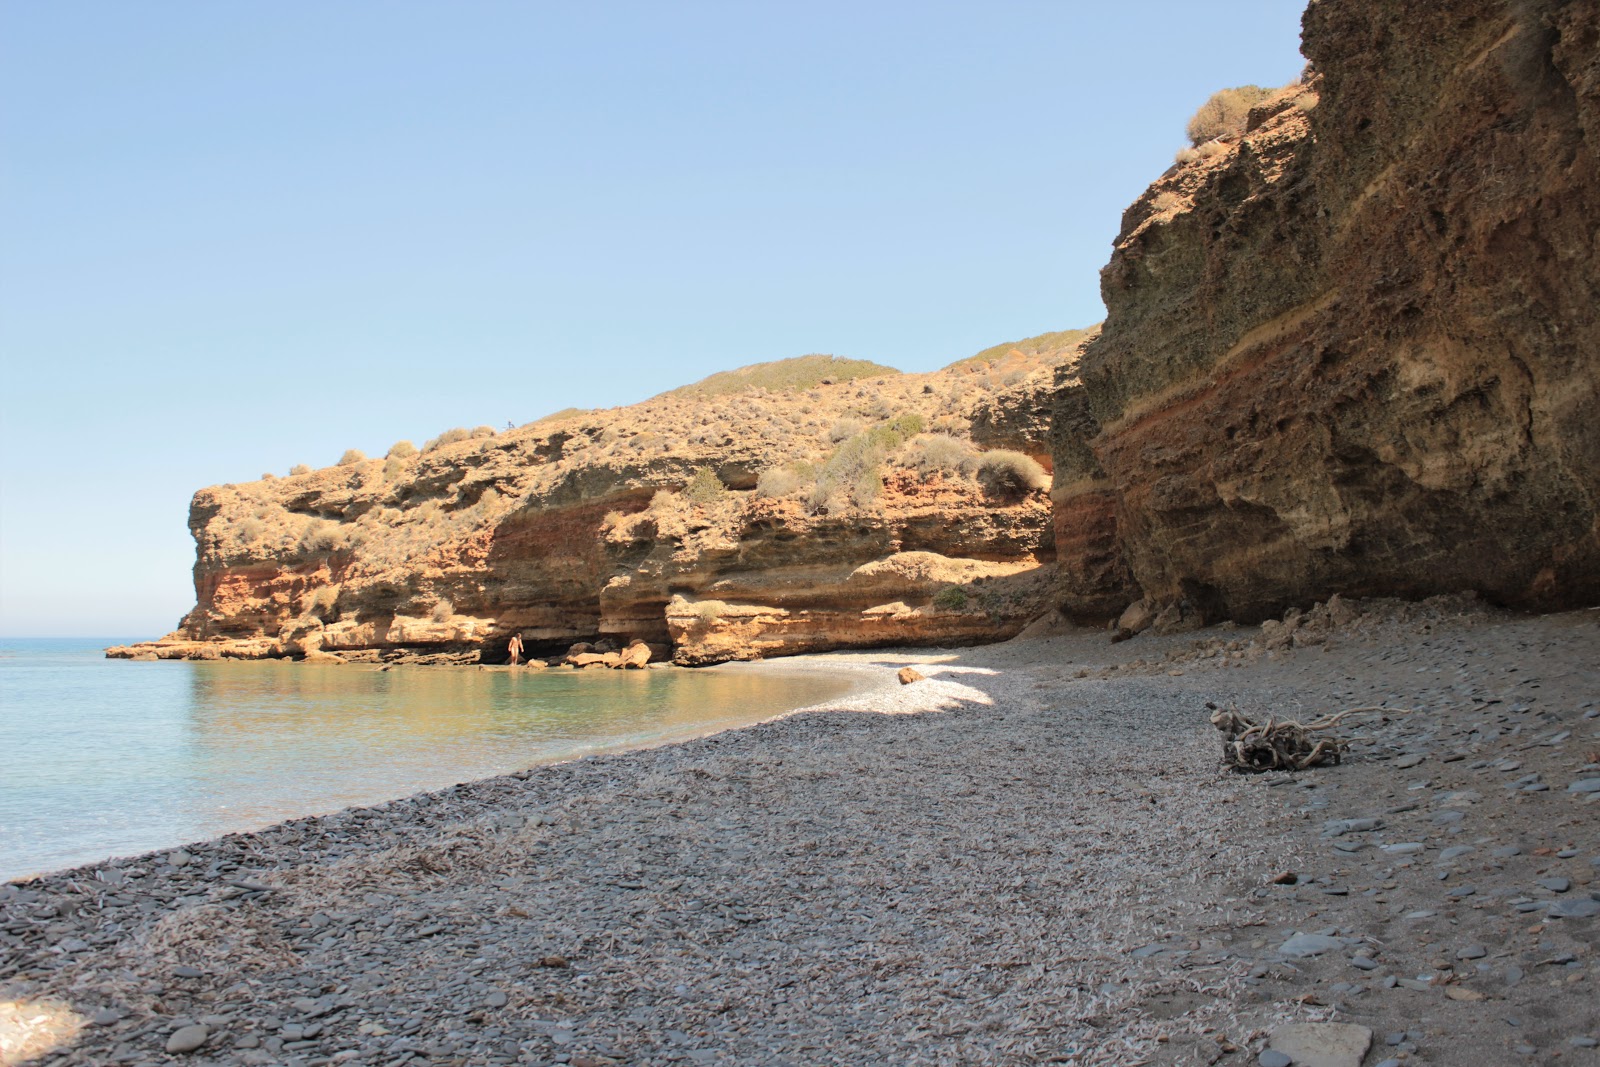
975,450 -> 1050,497
665,355 -> 900,400
755,465 -> 806,499
289,464 -> 312,476
430,598 -> 454,621
933,585 -> 969,611
471,426 -> 497,439
338,449 -> 367,466
827,418 -> 865,443
386,441 -> 418,459
1185,85 -> 1272,145
383,458 -> 405,481
949,328 -> 1093,370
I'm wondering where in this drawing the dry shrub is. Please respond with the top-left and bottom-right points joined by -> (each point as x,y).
827,418 -> 865,443
289,464 -> 312,476
1185,84 -> 1272,145
383,457 -> 405,481
975,450 -> 1049,497
755,465 -> 807,499
338,449 -> 367,466
901,433 -> 976,478
471,425 -> 497,439
1174,146 -> 1201,165
430,598 -> 454,621
1151,190 -> 1185,212
386,440 -> 418,459
1198,140 -> 1230,159
424,427 -> 471,451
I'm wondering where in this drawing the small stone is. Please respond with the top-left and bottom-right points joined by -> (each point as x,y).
1548,899 -> 1600,919
1457,945 -> 1488,960
1279,933 -> 1345,958
896,667 -> 925,685
1569,1036 -> 1599,1049
1382,843 -> 1426,855
1439,845 -> 1476,861
173,965 -> 203,978
1266,1022 -> 1372,1067
1394,754 -> 1426,769
484,991 -> 508,1008
1351,956 -> 1380,970
1538,877 -> 1571,893
1568,779 -> 1600,794
166,1025 -> 209,1054
1445,986 -> 1486,1001
1494,846 -> 1523,858
1259,1051 -> 1292,1067
166,850 -> 193,868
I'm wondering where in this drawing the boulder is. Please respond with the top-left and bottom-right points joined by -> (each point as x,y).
619,640 -> 652,669
569,651 -> 622,668
1113,598 -> 1157,640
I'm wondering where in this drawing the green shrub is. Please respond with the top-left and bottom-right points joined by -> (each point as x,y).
683,466 -> 726,506
290,464 -> 312,476
975,450 -> 1050,496
1185,85 -> 1272,145
903,434 -> 977,478
932,585 -> 969,611
424,427 -> 471,451
386,440 -> 418,459
810,431 -> 888,513
338,449 -> 367,466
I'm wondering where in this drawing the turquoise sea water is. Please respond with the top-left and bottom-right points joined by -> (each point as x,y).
0,639 -> 852,881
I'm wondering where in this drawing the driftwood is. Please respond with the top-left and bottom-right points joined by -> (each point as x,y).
1207,701 -> 1406,772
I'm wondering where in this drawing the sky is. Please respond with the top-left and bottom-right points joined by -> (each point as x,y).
0,1 -> 1308,637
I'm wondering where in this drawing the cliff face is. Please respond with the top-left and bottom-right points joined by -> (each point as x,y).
119,348 -> 1079,665
1053,0 -> 1600,625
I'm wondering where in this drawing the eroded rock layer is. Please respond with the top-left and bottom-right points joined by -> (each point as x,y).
116,347 -> 1080,665
1052,0 -> 1600,624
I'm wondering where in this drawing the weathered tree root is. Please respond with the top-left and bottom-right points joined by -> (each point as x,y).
1207,702 -> 1409,772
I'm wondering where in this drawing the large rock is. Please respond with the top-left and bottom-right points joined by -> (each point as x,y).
1052,1 -> 1600,622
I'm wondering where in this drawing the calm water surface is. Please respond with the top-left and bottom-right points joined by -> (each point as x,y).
0,639 -> 852,880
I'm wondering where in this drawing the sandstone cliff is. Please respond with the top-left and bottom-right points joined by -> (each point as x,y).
1052,0 -> 1600,626
116,344 -> 1081,665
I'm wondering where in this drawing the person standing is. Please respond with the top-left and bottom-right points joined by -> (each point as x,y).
507,633 -> 524,665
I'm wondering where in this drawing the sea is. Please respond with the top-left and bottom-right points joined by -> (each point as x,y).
0,638 -> 853,882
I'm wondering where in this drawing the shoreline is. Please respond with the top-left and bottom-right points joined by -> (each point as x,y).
4,599 -> 1598,1066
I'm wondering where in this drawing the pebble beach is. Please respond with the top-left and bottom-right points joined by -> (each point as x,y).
3,597 -> 1598,1066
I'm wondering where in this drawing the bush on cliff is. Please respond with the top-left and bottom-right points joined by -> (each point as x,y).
289,464 -> 312,476
386,440 -> 418,459
338,449 -> 367,466
902,433 -> 977,478
1186,85 -> 1272,145
683,466 -> 726,506
975,450 -> 1049,497
755,465 -> 807,499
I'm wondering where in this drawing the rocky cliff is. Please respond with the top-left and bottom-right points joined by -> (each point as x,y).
116,343 -> 1082,666
1052,0 -> 1600,627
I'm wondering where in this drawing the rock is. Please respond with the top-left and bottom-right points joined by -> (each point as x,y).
1114,598 -> 1157,639
302,649 -> 346,663
1258,1051 -> 1292,1067
166,850 -> 192,868
897,667 -> 926,685
1456,945 -> 1487,960
618,640 -> 652,669
1568,779 -> 1600,794
1266,1023 -> 1372,1067
166,1025 -> 210,1054
569,652 -> 622,668
1278,933 -> 1345,958
1548,899 -> 1600,919
1394,753 -> 1426,769
1538,877 -> 1571,893
1015,609 -> 1072,639
1445,986 -> 1486,1002
1381,842 -> 1425,855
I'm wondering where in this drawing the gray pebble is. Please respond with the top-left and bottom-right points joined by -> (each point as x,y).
1549,899 -> 1600,919
1570,1036 -> 1599,1049
1258,1052 -> 1292,1067
1394,753 -> 1426,769
1440,845 -> 1476,861
1457,944 -> 1488,960
1494,846 -> 1524,858
165,1025 -> 209,1054
1538,877 -> 1571,893
1351,956 -> 1380,970
1278,933 -> 1345,958
1568,779 -> 1600,793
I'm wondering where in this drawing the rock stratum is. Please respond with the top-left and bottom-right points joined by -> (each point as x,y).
1052,0 -> 1600,626
113,345 -> 1082,666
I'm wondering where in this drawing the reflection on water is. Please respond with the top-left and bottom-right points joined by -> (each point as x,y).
0,640 -> 851,880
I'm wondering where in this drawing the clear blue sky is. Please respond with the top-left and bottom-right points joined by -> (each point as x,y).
0,1 -> 1307,637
